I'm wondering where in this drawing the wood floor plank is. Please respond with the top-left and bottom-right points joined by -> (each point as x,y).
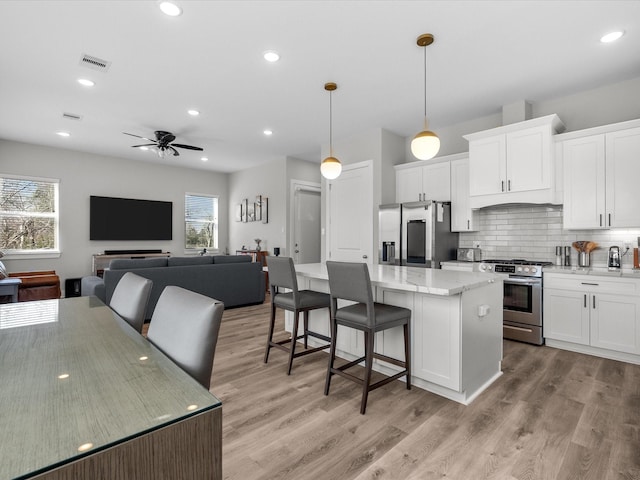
207,296 -> 640,480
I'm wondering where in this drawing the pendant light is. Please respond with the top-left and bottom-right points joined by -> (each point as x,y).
320,82 -> 342,180
411,33 -> 440,161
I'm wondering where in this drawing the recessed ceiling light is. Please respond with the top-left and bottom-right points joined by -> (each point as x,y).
159,1 -> 182,16
188,109 -> 200,116
139,146 -> 149,151
77,78 -> 95,87
263,129 -> 273,136
56,131 -> 70,137
600,31 -> 624,43
263,50 -> 280,62
201,157 -> 208,162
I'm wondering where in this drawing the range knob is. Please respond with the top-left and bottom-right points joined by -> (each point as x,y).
479,264 -> 486,271
523,267 -> 530,273
531,267 -> 538,274
517,266 -> 523,273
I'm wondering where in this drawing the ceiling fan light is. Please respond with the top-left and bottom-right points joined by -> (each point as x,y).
321,156 -> 342,180
411,130 -> 440,160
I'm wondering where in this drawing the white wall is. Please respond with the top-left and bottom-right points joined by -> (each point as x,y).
227,156 -> 320,257
0,139 -> 228,293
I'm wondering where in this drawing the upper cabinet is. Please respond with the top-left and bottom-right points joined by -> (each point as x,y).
450,156 -> 479,232
395,158 -> 451,203
561,122 -> 640,229
464,114 -> 565,208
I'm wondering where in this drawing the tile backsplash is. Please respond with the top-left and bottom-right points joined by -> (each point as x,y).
458,204 -> 640,268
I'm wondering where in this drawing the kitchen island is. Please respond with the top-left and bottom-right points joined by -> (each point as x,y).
289,263 -> 503,405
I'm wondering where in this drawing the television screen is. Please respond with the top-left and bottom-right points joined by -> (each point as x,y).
90,196 -> 173,241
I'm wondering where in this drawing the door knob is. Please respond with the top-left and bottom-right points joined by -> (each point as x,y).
295,249 -> 300,253
362,255 -> 368,259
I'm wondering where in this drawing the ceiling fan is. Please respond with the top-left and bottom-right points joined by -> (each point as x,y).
123,130 -> 203,158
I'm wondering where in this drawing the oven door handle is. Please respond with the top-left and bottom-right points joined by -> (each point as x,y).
504,325 -> 534,333
505,277 -> 541,286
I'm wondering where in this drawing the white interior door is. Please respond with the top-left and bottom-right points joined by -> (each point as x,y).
327,161 -> 374,265
292,185 -> 321,264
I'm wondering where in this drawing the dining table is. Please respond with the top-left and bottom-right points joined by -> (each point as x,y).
0,296 -> 222,480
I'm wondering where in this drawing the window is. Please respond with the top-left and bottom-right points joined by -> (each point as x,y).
185,193 -> 218,251
0,175 -> 59,254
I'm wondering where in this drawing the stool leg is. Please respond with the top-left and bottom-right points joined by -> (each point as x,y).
303,310 -> 309,349
404,323 -> 412,390
264,302 -> 277,363
287,310 -> 300,375
361,330 -> 374,414
324,318 -> 338,395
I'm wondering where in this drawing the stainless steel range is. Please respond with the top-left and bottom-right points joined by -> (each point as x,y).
477,259 -> 552,345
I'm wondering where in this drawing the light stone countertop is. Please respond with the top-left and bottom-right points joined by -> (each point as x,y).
294,263 -> 500,296
543,265 -> 640,278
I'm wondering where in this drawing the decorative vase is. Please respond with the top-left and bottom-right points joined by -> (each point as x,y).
254,238 -> 262,251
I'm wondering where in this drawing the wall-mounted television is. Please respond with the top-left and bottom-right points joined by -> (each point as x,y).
90,195 -> 173,241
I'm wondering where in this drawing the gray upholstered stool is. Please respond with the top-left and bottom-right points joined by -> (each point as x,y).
325,261 -> 411,414
264,256 -> 331,375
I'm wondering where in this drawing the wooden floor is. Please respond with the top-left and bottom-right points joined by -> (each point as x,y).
211,296 -> 640,480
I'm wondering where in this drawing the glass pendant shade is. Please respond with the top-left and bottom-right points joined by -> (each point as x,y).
321,156 -> 342,180
411,129 -> 440,160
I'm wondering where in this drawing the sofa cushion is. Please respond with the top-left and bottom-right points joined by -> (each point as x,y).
168,256 -> 214,267
212,255 -> 252,264
109,258 -> 168,270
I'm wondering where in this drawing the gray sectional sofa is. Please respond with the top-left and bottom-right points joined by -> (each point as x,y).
82,255 -> 265,319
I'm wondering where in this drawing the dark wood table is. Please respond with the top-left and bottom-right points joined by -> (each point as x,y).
0,296 -> 222,479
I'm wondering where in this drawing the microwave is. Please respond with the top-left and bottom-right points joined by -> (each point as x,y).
457,248 -> 481,262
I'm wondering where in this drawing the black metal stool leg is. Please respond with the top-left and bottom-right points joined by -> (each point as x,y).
360,330 -> 375,414
287,310 -> 300,375
264,302 -> 277,363
324,318 -> 338,395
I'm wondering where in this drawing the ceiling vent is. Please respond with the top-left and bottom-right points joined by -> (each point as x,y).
62,112 -> 82,121
79,54 -> 111,72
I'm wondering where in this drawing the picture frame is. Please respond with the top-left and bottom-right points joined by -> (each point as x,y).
242,198 -> 248,223
235,203 -> 243,222
261,197 -> 268,224
255,195 -> 262,222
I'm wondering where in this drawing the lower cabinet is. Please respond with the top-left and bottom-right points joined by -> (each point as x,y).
544,273 -> 640,357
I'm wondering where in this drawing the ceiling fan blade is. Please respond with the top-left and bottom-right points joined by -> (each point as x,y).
131,143 -> 156,148
123,132 -> 156,143
172,143 -> 203,151
169,146 -> 180,156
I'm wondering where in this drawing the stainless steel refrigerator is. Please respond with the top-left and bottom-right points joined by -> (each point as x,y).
378,201 -> 458,268
378,203 -> 401,265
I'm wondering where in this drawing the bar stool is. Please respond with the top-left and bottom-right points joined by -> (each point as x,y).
264,256 -> 331,375
325,261 -> 411,414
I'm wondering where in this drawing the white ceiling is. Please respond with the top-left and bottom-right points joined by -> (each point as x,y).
0,1 -> 639,173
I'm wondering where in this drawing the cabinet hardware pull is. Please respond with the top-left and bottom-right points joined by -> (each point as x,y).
608,213 -> 612,226
581,282 -> 599,286
584,294 -> 587,308
600,214 -> 603,226
362,255 -> 368,259
508,180 -> 511,191
467,220 -> 470,230
593,296 -> 596,309
501,180 -> 505,192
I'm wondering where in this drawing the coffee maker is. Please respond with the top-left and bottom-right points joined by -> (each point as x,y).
608,246 -> 621,270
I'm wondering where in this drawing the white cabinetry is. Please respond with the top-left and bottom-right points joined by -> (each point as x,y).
544,272 -> 640,362
464,114 -> 564,208
395,158 -> 451,203
450,156 -> 479,232
561,123 -> 640,229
